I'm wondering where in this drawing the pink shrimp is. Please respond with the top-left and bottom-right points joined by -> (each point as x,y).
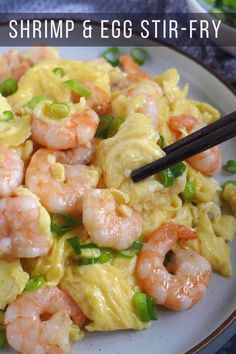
0,47 -> 59,82
0,146 -> 24,197
71,82 -> 111,115
0,193 -> 52,258
126,80 -> 162,128
31,106 -> 99,150
136,223 -> 212,310
25,149 -> 100,215
168,115 -> 222,175
119,55 -> 150,84
5,286 -> 86,354
82,188 -> 142,250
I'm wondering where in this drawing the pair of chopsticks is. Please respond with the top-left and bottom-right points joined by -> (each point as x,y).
131,111 -> 236,183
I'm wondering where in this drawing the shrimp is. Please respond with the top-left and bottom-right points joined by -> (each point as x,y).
31,106 -> 99,150
168,115 -> 222,175
0,146 -> 24,197
5,286 -> 86,354
71,82 -> 111,115
0,47 -> 59,82
24,46 -> 59,65
136,223 -> 212,311
82,189 -> 142,250
55,140 -> 97,165
126,80 -> 162,128
0,193 -> 52,258
0,50 -> 31,82
25,149 -> 100,215
119,55 -> 150,84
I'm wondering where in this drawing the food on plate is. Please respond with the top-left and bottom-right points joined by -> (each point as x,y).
0,46 -> 235,354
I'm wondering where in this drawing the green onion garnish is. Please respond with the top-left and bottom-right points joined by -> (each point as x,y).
98,249 -> 113,263
26,95 -> 46,110
225,160 -> 236,173
133,292 -> 157,322
0,329 -> 6,349
119,240 -> 143,259
67,237 -> 81,255
0,111 -> 14,122
78,258 -> 98,266
171,162 -> 187,178
102,47 -> 121,66
107,116 -> 125,138
52,67 -> 65,77
51,213 -> 79,237
159,135 -> 165,149
24,276 -> 46,292
130,48 -> 149,66
182,179 -> 196,201
65,79 -> 91,99
146,295 -> 158,320
95,114 -> 113,139
78,248 -> 113,265
159,162 -> 186,188
222,180 -> 236,189
49,103 -> 70,119
0,78 -> 18,97
159,168 -> 175,187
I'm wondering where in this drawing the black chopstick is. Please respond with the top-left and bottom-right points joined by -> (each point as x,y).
131,111 -> 236,183
164,111 -> 236,154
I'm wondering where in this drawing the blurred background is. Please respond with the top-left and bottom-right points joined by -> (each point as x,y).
0,0 -> 235,353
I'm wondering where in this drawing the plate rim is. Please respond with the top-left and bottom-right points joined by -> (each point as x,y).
0,19 -> 235,354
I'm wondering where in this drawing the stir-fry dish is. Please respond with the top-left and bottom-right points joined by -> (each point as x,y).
0,46 -> 235,354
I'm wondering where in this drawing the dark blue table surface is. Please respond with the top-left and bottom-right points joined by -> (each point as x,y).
0,0 -> 235,353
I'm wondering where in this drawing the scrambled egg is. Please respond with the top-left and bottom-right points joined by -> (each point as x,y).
8,60 -> 111,111
0,259 -> 29,310
223,184 -> 236,216
0,94 -> 31,147
61,263 -> 148,332
184,214 -> 232,277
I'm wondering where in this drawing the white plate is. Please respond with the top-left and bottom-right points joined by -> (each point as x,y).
1,43 -> 236,354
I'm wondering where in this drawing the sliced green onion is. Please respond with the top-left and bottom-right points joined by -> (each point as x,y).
26,95 -> 46,110
133,292 -> 157,322
146,295 -> 158,320
49,103 -> 70,119
78,258 -> 98,266
24,276 -> 46,292
159,135 -> 165,149
225,160 -> 236,173
159,168 -> 175,187
107,116 -> 125,138
0,78 -> 18,97
119,240 -> 143,259
0,329 -> 6,349
160,162 -> 186,188
95,114 -> 113,139
78,248 -> 112,265
67,237 -> 81,255
0,111 -> 14,122
80,248 -> 101,259
98,249 -> 113,263
182,179 -> 196,201
102,47 -> 121,66
133,292 -> 150,322
170,162 -> 187,178
53,67 -> 65,77
65,80 -> 91,99
130,48 -> 149,66
51,213 -> 79,237
222,180 -> 236,189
